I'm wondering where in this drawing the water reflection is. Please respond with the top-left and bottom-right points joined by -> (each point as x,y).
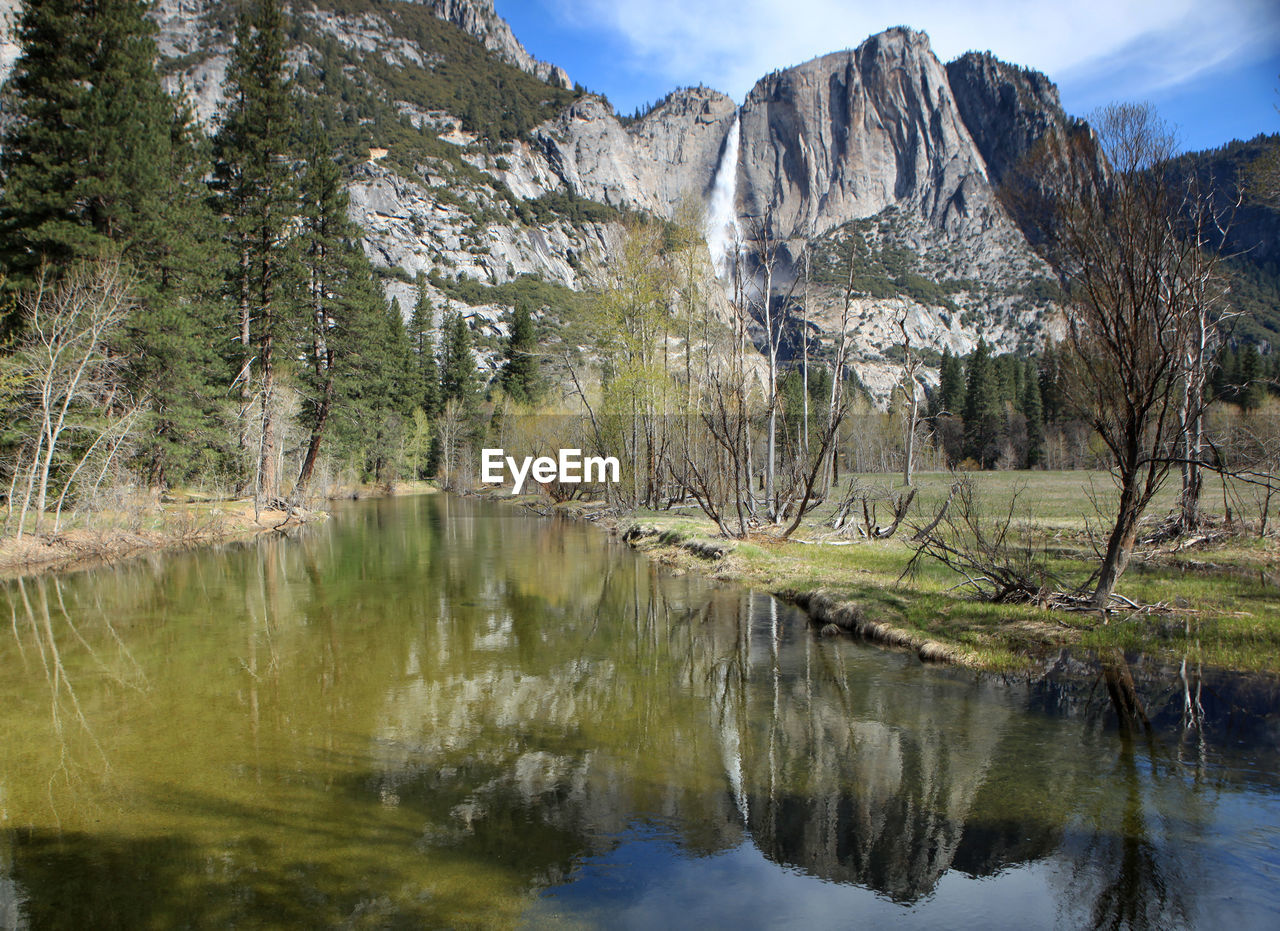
1,494 -> 1277,928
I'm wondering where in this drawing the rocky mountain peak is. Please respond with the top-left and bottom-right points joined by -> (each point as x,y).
737,27 -> 994,241
945,49 -> 1104,245
421,0 -> 570,88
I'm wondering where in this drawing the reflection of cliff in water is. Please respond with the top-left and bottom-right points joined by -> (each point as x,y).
723,597 -> 1061,902
1,494 -> 1277,926
711,590 -> 1279,906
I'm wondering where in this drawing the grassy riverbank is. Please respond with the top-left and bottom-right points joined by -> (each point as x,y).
0,481 -> 437,578
495,471 -> 1280,674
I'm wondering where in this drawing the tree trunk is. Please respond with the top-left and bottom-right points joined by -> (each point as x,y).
297,378 -> 333,493
237,239 -> 253,464
903,388 -> 918,487
1093,478 -> 1140,609
1178,382 -> 1203,531
258,331 -> 277,503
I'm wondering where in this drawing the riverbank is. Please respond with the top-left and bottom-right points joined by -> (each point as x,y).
0,481 -> 438,578
473,475 -> 1280,675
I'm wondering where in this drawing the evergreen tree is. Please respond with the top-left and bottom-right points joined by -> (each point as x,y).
359,299 -> 417,482
211,0 -> 299,500
1022,357 -> 1045,468
962,339 -> 1001,467
409,273 -> 440,416
126,103 -> 227,487
0,0 -> 226,482
1212,347 -> 1239,403
994,354 -> 1020,408
0,0 -> 170,292
382,298 -> 417,416
293,124 -> 388,491
934,347 -> 966,417
439,310 -> 479,408
1239,344 -> 1264,412
1039,345 -> 1068,424
500,303 -> 539,404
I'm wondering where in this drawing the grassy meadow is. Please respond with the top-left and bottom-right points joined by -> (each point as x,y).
607,470 -> 1280,674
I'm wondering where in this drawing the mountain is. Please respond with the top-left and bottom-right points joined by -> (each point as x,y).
1,0 -> 1274,386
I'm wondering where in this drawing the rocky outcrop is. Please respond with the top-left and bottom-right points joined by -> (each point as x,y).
531,86 -> 738,217
628,87 -> 740,214
423,0 -> 570,89
736,29 -> 1003,242
946,51 -> 1104,247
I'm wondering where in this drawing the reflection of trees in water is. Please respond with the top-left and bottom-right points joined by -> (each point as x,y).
3,573 -> 148,825
730,615 -> 1020,902
1,495 -> 1274,926
717,602 -> 1252,917
1052,731 -> 1209,930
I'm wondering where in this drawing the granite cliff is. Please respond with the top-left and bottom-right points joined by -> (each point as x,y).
2,0 -> 1198,391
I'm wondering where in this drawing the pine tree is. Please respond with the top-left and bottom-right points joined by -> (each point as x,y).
500,303 -> 539,404
1039,345 -> 1067,424
127,103 -> 227,487
1022,357 -> 1045,468
293,124 -> 384,491
935,347 -> 966,417
995,354 -> 1020,408
356,298 -> 417,482
963,339 -> 1000,467
1239,344 -> 1264,412
0,0 -> 226,482
439,311 -> 479,408
382,298 -> 416,416
409,273 -> 440,416
0,0 -> 169,291
211,0 -> 299,501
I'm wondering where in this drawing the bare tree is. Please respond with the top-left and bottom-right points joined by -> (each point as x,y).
819,233 -> 860,499
744,208 -> 792,520
1170,183 -> 1237,532
895,310 -> 925,488
5,262 -> 143,539
680,227 -> 758,537
1050,103 -> 1228,608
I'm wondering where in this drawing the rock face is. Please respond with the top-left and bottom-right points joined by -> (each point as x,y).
532,86 -> 738,215
0,0 -> 1102,388
945,51 -> 1104,246
736,29 -> 1001,242
423,0 -> 569,89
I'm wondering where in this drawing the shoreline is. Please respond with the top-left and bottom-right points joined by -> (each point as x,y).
615,518 -> 986,668
468,489 -> 1279,678
464,490 -> 982,667
0,482 -> 437,580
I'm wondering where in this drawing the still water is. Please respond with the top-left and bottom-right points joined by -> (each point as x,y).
1,494 -> 1278,929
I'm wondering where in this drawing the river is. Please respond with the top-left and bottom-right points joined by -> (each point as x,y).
1,494 -> 1278,928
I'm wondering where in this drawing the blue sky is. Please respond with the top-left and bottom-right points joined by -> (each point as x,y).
494,0 -> 1280,153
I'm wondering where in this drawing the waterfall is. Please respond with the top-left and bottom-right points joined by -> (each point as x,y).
706,112 -> 742,278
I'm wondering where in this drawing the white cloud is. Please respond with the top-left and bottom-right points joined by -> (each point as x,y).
547,0 -> 1280,105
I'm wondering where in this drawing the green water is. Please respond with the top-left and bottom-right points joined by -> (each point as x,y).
1,494 -> 1277,929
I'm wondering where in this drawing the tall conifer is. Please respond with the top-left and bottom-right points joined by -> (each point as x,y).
439,311 -> 479,408
501,303 -> 539,404
963,339 -> 1000,467
0,0 -> 224,483
1022,357 -> 1044,468
211,0 -> 299,501
294,125 -> 377,491
409,273 -> 441,416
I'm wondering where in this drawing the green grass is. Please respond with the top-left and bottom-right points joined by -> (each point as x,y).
620,470 -> 1280,674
